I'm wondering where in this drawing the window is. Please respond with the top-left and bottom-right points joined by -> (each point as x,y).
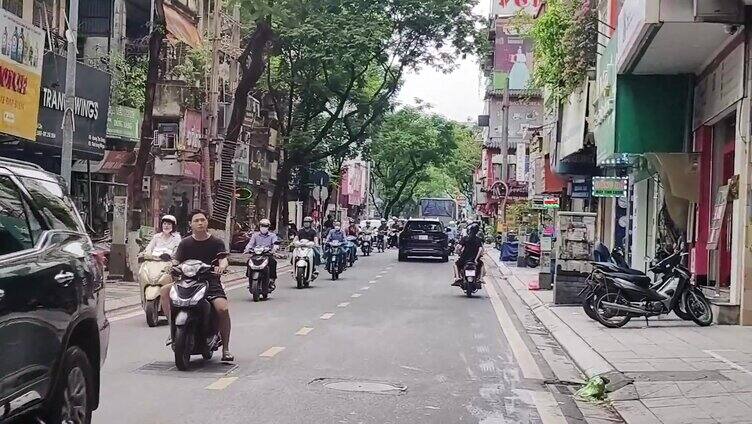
0,176 -> 36,255
19,176 -> 85,233
406,221 -> 443,232
2,0 -> 23,18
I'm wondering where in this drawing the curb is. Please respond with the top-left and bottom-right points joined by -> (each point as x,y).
105,264 -> 292,315
485,252 -> 615,379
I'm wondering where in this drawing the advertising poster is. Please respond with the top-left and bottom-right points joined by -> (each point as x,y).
0,9 -> 44,140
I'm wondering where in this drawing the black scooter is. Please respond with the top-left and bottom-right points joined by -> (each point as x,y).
247,246 -> 274,302
592,240 -> 713,328
458,261 -> 481,297
169,253 -> 228,371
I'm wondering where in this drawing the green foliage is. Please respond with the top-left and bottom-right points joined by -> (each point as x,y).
513,0 -> 596,102
110,53 -> 148,110
172,46 -> 209,88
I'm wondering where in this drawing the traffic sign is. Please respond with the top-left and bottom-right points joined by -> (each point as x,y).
312,170 -> 330,187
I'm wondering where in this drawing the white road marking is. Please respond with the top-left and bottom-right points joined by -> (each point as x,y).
360,286 -> 370,291
295,327 -> 314,336
374,275 -> 382,279
337,302 -> 350,307
485,280 -> 543,380
704,350 -> 752,376
259,346 -> 285,358
320,313 -> 335,320
205,377 -> 238,390
351,293 -> 362,298
368,280 -> 377,284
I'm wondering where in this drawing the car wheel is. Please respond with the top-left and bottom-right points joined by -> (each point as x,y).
441,255 -> 449,263
45,346 -> 94,424
398,252 -> 406,262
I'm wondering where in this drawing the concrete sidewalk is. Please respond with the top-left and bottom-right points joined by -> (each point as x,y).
486,249 -> 752,424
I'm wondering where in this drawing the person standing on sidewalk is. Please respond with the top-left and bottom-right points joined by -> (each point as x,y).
452,223 -> 485,286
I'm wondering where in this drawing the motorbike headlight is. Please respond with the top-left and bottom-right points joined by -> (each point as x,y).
188,286 -> 207,306
169,287 -> 179,302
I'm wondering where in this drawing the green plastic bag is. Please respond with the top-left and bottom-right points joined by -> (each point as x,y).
575,376 -> 607,403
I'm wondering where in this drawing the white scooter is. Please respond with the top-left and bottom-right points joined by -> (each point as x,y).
292,239 -> 317,289
138,253 -> 174,327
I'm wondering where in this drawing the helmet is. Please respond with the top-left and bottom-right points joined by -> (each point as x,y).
467,223 -> 480,236
259,218 -> 271,227
303,216 -> 313,223
161,214 -> 177,226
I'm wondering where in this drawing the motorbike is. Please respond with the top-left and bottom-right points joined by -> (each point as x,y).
592,240 -> 713,328
168,253 -> 227,370
345,236 -> 358,266
292,239 -> 317,289
523,242 -> 540,268
459,261 -> 482,297
360,229 -> 374,256
138,253 -> 174,327
247,246 -> 273,302
388,230 -> 399,248
326,240 -> 347,280
377,230 -> 387,252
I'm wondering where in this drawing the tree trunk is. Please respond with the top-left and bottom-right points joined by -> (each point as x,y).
127,0 -> 165,231
269,160 -> 292,230
209,20 -> 273,229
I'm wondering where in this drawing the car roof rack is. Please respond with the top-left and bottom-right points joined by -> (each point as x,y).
0,157 -> 45,171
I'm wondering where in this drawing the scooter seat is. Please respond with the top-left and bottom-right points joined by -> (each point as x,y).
604,272 -> 652,287
593,262 -> 645,276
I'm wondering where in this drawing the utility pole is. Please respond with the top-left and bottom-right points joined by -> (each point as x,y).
499,78 -> 510,223
204,0 -> 222,214
60,0 -> 79,188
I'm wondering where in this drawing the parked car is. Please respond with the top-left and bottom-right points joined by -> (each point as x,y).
398,218 -> 449,262
0,158 -> 109,423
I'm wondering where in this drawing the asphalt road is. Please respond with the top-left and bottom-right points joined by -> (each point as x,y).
95,251 -> 584,423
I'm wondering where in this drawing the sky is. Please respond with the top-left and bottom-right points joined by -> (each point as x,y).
396,1 -> 491,123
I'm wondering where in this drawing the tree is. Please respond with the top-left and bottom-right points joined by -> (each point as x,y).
441,124 -> 481,207
369,108 -> 457,218
264,0 -> 487,228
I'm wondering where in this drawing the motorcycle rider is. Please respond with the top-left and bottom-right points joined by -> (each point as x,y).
161,210 -> 234,362
142,215 -> 181,260
377,219 -> 388,247
294,216 -> 320,276
244,218 -> 280,290
452,223 -> 485,286
324,221 -> 346,263
346,219 -> 360,237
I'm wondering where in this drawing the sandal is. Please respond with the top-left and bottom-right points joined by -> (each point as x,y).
221,351 -> 235,362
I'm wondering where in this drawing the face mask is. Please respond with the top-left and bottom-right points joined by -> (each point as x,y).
260,227 -> 269,234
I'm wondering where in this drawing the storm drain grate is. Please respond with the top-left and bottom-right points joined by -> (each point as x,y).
135,361 -> 238,378
311,378 -> 407,395
623,370 -> 730,382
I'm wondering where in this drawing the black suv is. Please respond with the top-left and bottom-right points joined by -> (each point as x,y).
398,219 -> 449,262
0,158 -> 109,423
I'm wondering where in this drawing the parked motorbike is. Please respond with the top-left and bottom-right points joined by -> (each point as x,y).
326,240 -> 347,280
138,253 -> 174,327
247,246 -> 273,302
345,236 -> 358,266
459,261 -> 482,297
592,240 -> 713,328
168,253 -> 227,370
360,230 -> 374,256
292,239 -> 317,289
523,242 -> 541,268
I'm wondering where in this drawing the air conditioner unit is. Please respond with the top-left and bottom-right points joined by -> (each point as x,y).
694,0 -> 743,23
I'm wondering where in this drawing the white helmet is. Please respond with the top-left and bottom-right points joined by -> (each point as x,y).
161,215 -> 177,226
259,218 -> 271,227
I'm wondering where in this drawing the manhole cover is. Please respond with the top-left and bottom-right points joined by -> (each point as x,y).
319,380 -> 406,395
135,361 -> 238,377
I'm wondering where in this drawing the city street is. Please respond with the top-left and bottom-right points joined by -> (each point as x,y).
95,251 -> 611,424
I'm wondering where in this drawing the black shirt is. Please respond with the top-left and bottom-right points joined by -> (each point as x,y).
458,235 -> 483,263
297,227 -> 317,242
174,235 -> 227,265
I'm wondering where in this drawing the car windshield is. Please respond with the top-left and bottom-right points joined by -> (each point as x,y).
406,221 -> 443,232
19,176 -> 85,233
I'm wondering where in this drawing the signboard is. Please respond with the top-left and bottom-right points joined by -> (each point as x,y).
106,105 -> 141,141
494,18 -> 535,89
515,142 -> 526,182
707,185 -> 729,250
592,176 -> 628,197
0,9 -> 44,141
571,179 -> 591,199
693,42 -> 745,129
37,52 -> 110,159
492,0 -> 541,17
531,195 -> 545,210
543,196 -> 560,209
489,181 -> 508,202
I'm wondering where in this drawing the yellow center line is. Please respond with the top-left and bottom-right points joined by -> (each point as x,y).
259,346 -> 285,358
295,326 -> 314,336
206,377 -> 238,390
320,313 -> 335,320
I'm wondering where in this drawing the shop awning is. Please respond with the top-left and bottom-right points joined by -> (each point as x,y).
71,150 -> 132,174
164,3 -> 202,48
644,153 -> 700,231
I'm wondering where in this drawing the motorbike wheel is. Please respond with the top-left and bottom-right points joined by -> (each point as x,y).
465,283 -> 474,297
250,280 -> 260,302
582,294 -> 599,321
526,256 -> 539,268
174,326 -> 193,371
262,280 -> 269,300
673,301 -> 693,321
296,274 -> 304,289
683,288 -> 713,327
594,292 -> 632,328
145,299 -> 159,328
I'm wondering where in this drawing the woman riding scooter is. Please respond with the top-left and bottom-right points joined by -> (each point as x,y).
138,215 -> 182,327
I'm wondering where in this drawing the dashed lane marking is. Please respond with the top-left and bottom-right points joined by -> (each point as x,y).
360,286 -> 370,291
295,327 -> 314,336
206,377 -> 238,390
368,280 -> 377,284
337,302 -> 350,307
259,346 -> 285,358
351,293 -> 362,298
320,313 -> 335,320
